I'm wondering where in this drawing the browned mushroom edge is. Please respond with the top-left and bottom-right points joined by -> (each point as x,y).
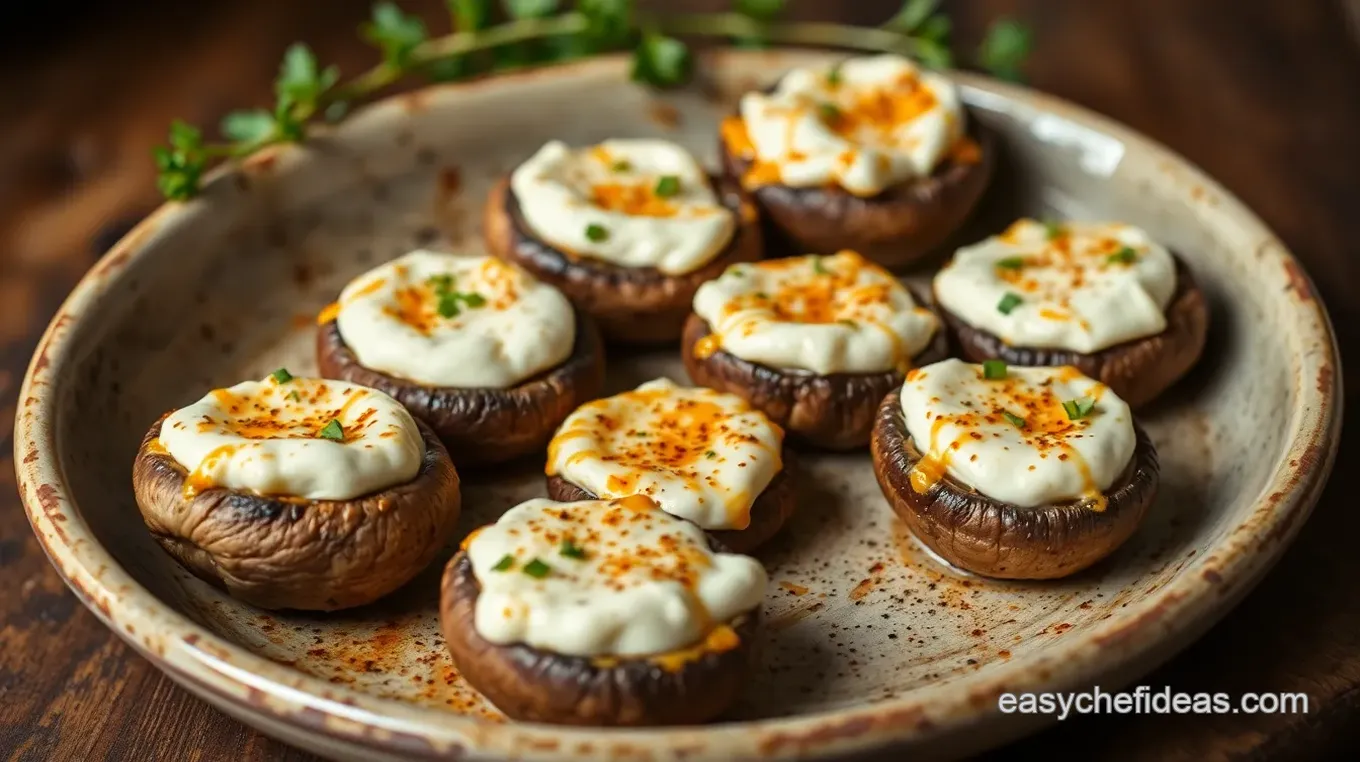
870,390 -> 1158,579
481,173 -> 764,345
316,304 -> 606,467
132,416 -> 461,611
546,447 -> 798,555
935,255 -> 1210,409
718,115 -> 994,271
439,550 -> 761,726
679,288 -> 951,451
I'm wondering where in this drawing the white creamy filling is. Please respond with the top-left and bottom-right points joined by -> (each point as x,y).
158,375 -> 424,501
899,358 -> 1136,507
466,496 -> 767,658
737,53 -> 965,196
933,219 -> 1178,352
509,139 -> 736,275
692,250 -> 939,374
333,250 -> 575,389
547,378 -> 783,531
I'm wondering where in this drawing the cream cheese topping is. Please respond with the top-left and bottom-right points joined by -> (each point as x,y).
465,495 -> 767,658
691,250 -> 939,374
731,53 -> 966,196
933,219 -> 1178,352
509,139 -> 736,275
899,358 -> 1136,508
546,378 -> 783,531
332,250 -> 575,389
158,374 -> 424,501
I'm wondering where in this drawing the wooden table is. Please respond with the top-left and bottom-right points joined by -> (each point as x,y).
3,0 -> 1358,758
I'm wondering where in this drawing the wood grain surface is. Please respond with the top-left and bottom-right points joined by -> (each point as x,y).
2,0 -> 1358,759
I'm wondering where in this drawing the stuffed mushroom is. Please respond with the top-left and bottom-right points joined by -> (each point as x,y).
132,371 -> 461,610
440,494 -> 766,726
719,54 -> 992,270
932,219 -> 1209,408
316,249 -> 606,466
482,138 -> 763,344
872,358 -> 1158,579
545,378 -> 796,553
683,250 -> 948,450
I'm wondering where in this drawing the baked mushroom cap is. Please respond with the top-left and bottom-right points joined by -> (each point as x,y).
680,299 -> 951,451
317,304 -> 606,467
871,391 -> 1159,579
719,118 -> 994,270
482,174 -> 764,345
936,256 -> 1209,409
132,417 -> 461,610
546,447 -> 799,554
440,551 -> 761,726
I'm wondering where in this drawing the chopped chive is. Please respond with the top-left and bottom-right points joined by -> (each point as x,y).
1107,246 -> 1138,265
826,65 -> 842,86
318,419 -> 345,441
705,450 -> 717,459
1043,220 -> 1065,240
997,292 -> 1023,314
817,102 -> 841,121
461,292 -> 486,308
270,367 -> 293,384
995,256 -> 1025,270
285,390 -> 301,402
811,255 -> 830,275
983,359 -> 1008,380
585,223 -> 609,242
427,273 -> 454,291
559,540 -> 588,560
1002,411 -> 1026,429
611,159 -> 632,172
654,175 -> 681,197
522,558 -> 551,578
1062,396 -> 1097,420
491,554 -> 515,572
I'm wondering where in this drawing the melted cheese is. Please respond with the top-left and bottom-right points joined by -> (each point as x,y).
509,139 -> 736,275
899,359 -> 1136,508
332,250 -> 575,388
692,251 -> 939,374
546,379 -> 783,531
158,375 -> 424,501
466,496 -> 767,658
933,220 -> 1178,352
732,54 -> 966,196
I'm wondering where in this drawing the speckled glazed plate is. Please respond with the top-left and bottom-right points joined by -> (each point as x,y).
16,50 -> 1342,761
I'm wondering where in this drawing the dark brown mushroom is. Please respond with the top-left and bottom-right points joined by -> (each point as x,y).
439,551 -> 761,726
936,256 -> 1209,409
481,174 -> 763,345
871,390 -> 1158,579
718,116 -> 994,271
546,447 -> 798,554
679,294 -> 950,451
132,416 -> 461,611
317,304 -> 606,467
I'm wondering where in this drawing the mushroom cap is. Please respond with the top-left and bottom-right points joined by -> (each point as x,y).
132,416 -> 461,611
546,446 -> 799,554
936,255 -> 1209,409
317,304 -> 606,467
719,119 -> 994,271
680,290 -> 951,451
439,551 -> 762,726
871,390 -> 1159,579
482,174 -> 764,345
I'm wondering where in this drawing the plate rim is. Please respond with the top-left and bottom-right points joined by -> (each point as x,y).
14,49 -> 1343,760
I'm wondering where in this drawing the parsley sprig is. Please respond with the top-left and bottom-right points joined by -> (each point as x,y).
154,1 -> 1031,201
427,273 -> 487,318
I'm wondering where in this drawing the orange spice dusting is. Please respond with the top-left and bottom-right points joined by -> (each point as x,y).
590,183 -> 679,217
828,79 -> 938,145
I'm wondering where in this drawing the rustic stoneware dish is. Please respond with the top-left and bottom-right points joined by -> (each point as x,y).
16,50 -> 1341,761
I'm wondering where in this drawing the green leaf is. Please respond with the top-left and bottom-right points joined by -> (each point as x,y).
491,554 -> 515,571
503,0 -> 558,19
426,57 -> 470,82
169,120 -> 203,151
1062,396 -> 1096,420
363,2 -> 429,68
437,291 -> 462,318
884,0 -> 939,33
522,558 -> 552,578
585,223 -> 609,242
270,367 -> 294,384
449,0 -> 491,30
580,0 -> 633,49
1002,410 -> 1026,429
995,256 -> 1025,270
318,419 -> 345,441
736,0 -> 785,22
221,110 -> 276,143
559,540 -> 588,560
654,175 -> 681,197
982,359 -> 1007,380
631,32 -> 692,88
997,292 -> 1023,314
915,14 -> 951,43
1107,246 -> 1139,265
276,43 -> 339,108
913,37 -> 954,69
155,121 -> 207,201
978,18 -> 1032,82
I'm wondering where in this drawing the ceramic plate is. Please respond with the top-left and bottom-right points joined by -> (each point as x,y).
16,50 -> 1341,761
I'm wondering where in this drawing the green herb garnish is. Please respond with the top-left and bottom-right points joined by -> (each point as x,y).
811,255 -> 830,275
983,359 -> 1007,380
817,102 -> 842,121
318,419 -> 345,441
285,390 -> 301,402
270,367 -> 294,384
612,159 -> 632,172
523,558 -> 551,578
1001,411 -> 1026,429
1107,246 -> 1138,265
995,256 -> 1025,270
1062,397 -> 1097,420
997,292 -> 1023,314
560,540 -> 588,560
1043,220 -> 1065,240
839,319 -> 857,328
429,272 -> 486,318
491,554 -> 515,572
826,64 -> 842,86
426,273 -> 454,291
705,450 -> 717,459
654,175 -> 681,197
585,223 -> 609,242
755,291 -> 770,300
